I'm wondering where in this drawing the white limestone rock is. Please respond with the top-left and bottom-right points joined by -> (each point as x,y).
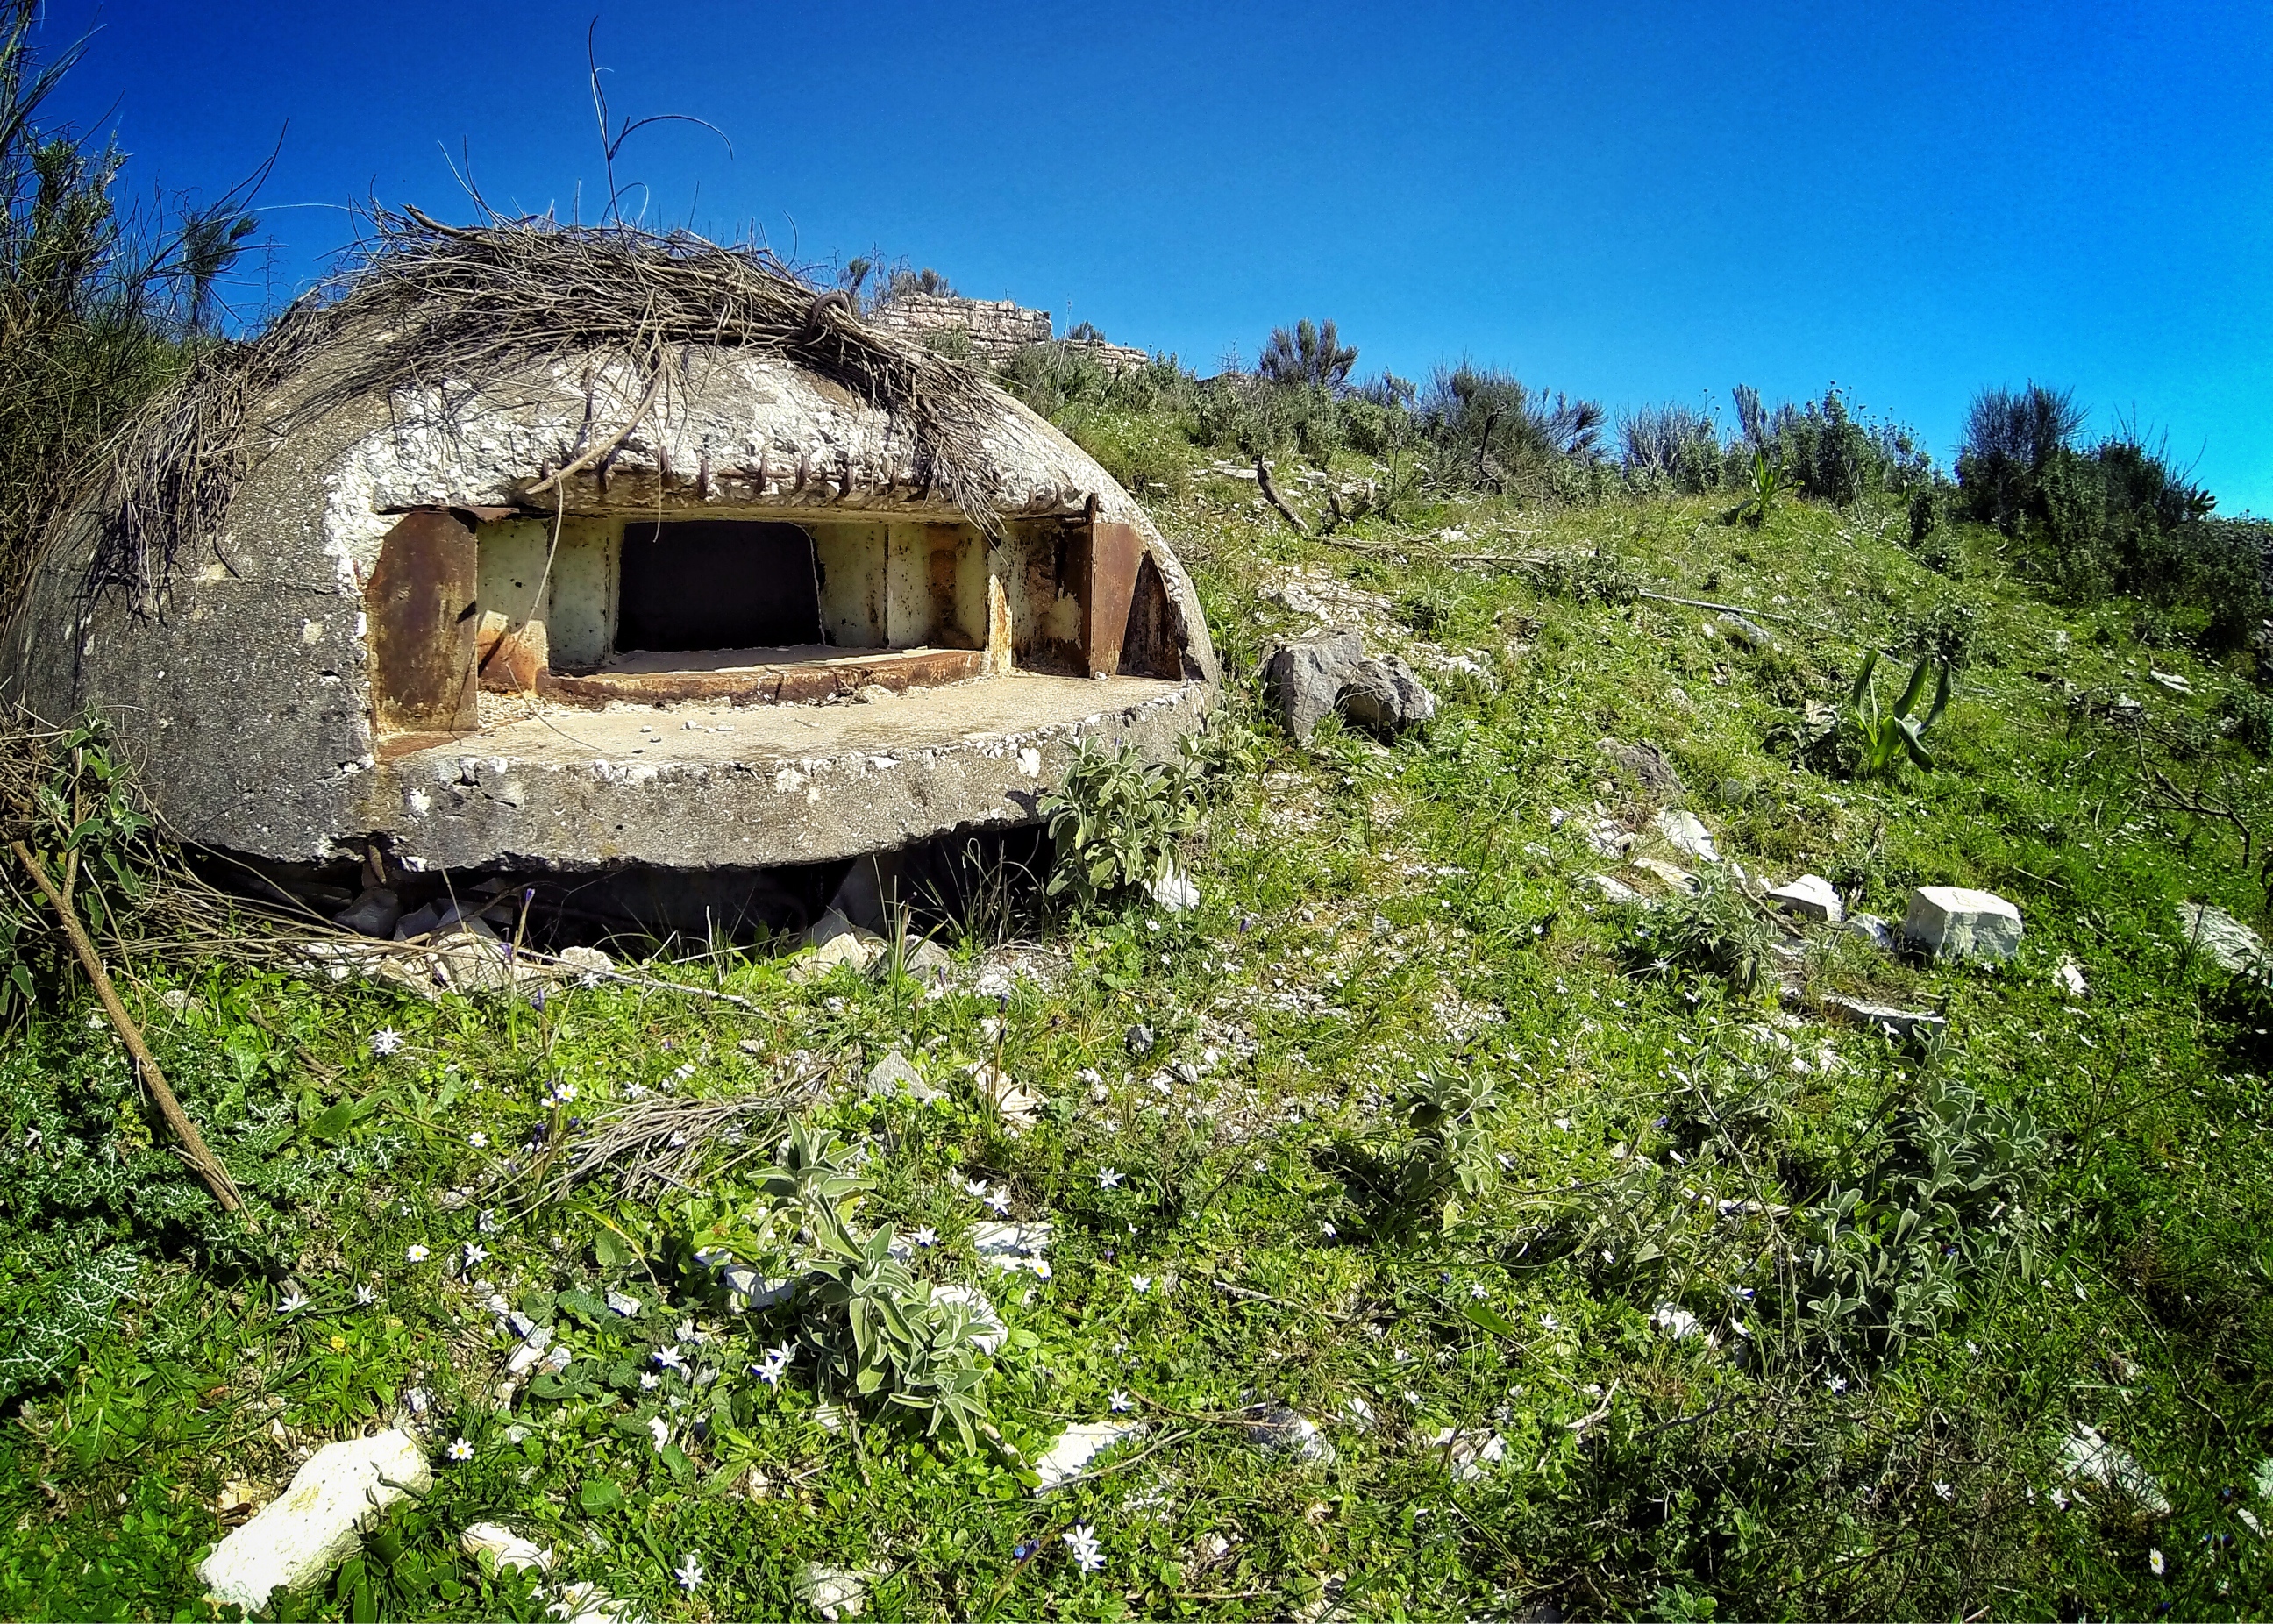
2177,901 -> 2269,974
864,1049 -> 940,1103
1900,886 -> 2023,962
1586,873 -> 1646,905
1845,913 -> 1896,952
2059,1424 -> 2171,1516
1033,1420 -> 1149,1492
1653,808 -> 1720,863
1822,994 -> 1949,1045
460,1521 -> 553,1572
1767,873 -> 1843,923
794,1563 -> 872,1620
1631,856 -> 1700,895
1149,862 -> 1201,914
198,1431 -> 431,1612
1238,1402 -> 1336,1464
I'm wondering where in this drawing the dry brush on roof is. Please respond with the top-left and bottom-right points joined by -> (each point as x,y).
71,209 -> 1018,617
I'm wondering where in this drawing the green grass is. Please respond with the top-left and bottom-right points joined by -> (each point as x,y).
6,457 -> 2273,1620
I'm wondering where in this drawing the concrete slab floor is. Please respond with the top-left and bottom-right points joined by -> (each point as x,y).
412,673 -> 1194,771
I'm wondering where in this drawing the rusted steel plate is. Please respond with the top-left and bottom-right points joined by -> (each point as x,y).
366,509 -> 478,736
538,648 -> 985,708
1082,519 -> 1144,678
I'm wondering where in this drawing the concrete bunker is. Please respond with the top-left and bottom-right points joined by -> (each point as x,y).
1,216 -> 1218,937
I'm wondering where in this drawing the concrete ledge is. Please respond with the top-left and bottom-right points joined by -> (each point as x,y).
367,674 -> 1208,871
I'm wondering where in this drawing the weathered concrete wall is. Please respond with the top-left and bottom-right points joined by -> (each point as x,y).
866,294 -> 1052,367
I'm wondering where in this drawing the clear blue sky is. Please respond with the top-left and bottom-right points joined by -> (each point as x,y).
36,0 -> 2273,511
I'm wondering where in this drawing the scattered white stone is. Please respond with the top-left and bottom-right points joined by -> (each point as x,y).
2148,669 -> 2192,694
1822,994 -> 1949,1044
1150,862 -> 1201,914
1238,1402 -> 1336,1464
1653,808 -> 1721,863
556,944 -> 613,978
1425,1428 -> 1507,1482
1652,1303 -> 1704,1340
1585,873 -> 1646,905
794,1563 -> 872,1620
1631,856 -> 1699,894
503,1325 -> 553,1375
604,1289 -> 641,1317
548,1578 -> 637,1624
1845,913 -> 1896,952
971,1221 -> 1051,1274
197,1431 -> 431,1612
930,1283 -> 1007,1355
461,1522 -> 553,1572
864,1049 -> 940,1103
2056,958 -> 2088,998
2177,901 -> 2269,974
1585,819 -> 1633,858
2059,1424 -> 2171,1516
1900,886 -> 2023,962
1767,873 -> 1843,923
894,936 -> 953,984
1033,1421 -> 1149,1492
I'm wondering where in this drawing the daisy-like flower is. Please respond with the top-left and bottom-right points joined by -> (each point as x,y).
673,1552 -> 705,1592
406,1243 -> 430,1264
653,1344 -> 690,1376
1098,1168 -> 1125,1189
277,1286 -> 309,1314
1063,1523 -> 1105,1573
639,1371 -> 660,1390
446,1436 -> 473,1461
467,1131 -> 488,1149
1108,1390 -> 1132,1413
355,1283 -> 377,1307
913,1226 -> 938,1247
1130,1275 -> 1153,1294
2149,1547 -> 2165,1577
461,1242 -> 488,1268
371,1028 -> 404,1057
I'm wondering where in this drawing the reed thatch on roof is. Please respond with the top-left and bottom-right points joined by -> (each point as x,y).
75,208 -> 1017,611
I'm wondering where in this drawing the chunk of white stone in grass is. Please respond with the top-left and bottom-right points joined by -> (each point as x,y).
1653,808 -> 1720,863
460,1521 -> 552,1572
794,1563 -> 873,1620
1585,873 -> 1646,905
1425,1427 -> 1507,1482
1767,873 -> 1842,923
2059,1424 -> 2171,1517
1033,1420 -> 1150,1492
2177,901 -> 2269,974
1238,1402 -> 1336,1464
197,1431 -> 431,1612
2055,958 -> 2089,998
970,1221 -> 1051,1271
1900,886 -> 2023,962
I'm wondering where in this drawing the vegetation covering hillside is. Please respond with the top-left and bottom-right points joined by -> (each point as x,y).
7,349 -> 2273,1619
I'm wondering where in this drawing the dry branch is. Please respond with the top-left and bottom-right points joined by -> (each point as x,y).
11,837 -> 249,1219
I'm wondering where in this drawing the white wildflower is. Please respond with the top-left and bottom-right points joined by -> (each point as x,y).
1063,1522 -> 1105,1572
1130,1275 -> 1153,1294
406,1243 -> 430,1264
985,1189 -> 1012,1214
276,1286 -> 309,1314
354,1283 -> 376,1307
461,1242 -> 488,1268
1108,1390 -> 1132,1413
653,1345 -> 690,1376
673,1552 -> 704,1592
370,1028 -> 404,1056
2149,1547 -> 2164,1576
913,1226 -> 938,1247
446,1436 -> 473,1461
467,1131 -> 488,1149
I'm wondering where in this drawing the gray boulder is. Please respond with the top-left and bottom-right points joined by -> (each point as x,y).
333,887 -> 402,939
1262,631 -> 1438,742
2177,901 -> 2268,974
1338,655 -> 1438,732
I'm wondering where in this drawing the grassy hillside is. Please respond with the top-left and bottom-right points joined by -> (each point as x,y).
5,432 -> 2273,1620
